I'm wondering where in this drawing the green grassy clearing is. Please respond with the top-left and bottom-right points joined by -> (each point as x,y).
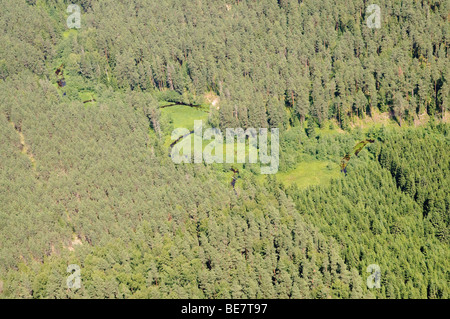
62,29 -> 78,39
79,90 -> 97,105
161,104 -> 344,191
276,160 -> 341,189
161,104 -> 209,130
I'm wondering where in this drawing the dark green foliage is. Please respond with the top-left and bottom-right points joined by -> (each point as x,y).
0,0 -> 448,299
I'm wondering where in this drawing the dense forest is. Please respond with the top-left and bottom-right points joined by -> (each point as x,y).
0,0 -> 448,299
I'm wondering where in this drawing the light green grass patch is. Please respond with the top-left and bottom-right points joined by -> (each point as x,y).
276,160 -> 341,189
79,91 -> 97,105
161,105 -> 209,130
62,29 -> 78,39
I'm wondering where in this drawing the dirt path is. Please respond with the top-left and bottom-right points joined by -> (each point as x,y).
10,122 -> 36,168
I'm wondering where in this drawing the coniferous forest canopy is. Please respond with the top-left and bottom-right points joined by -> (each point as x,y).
0,0 -> 448,299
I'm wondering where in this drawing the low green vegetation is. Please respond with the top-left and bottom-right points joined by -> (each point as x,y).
160,104 -> 209,130
79,90 -> 97,104
277,161 -> 340,189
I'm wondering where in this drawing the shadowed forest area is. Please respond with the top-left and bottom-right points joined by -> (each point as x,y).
0,0 -> 448,299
